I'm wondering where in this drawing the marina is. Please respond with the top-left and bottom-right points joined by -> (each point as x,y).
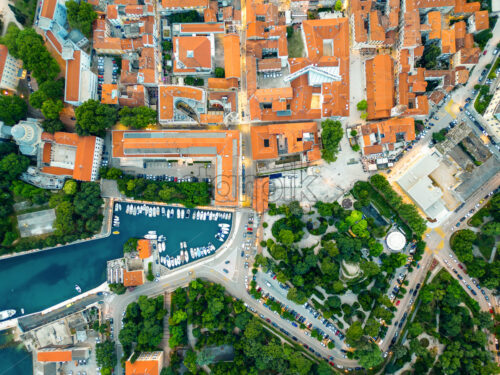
0,202 -> 233,316
118,203 -> 233,270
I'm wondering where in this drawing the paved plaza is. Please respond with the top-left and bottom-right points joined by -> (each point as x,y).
17,209 -> 56,238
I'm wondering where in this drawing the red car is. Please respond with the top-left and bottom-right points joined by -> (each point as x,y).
273,275 -> 277,280
483,50 -> 487,55
396,300 -> 401,306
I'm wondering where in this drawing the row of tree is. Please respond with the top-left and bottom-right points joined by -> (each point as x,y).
100,167 -> 211,207
75,100 -> 157,136
369,175 -> 427,236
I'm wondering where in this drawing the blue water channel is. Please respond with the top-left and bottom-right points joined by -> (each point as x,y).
0,202 -> 231,375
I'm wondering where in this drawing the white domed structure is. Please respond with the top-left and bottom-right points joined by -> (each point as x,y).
386,231 -> 406,252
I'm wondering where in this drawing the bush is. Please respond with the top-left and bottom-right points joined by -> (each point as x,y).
262,222 -> 268,228
109,283 -> 126,295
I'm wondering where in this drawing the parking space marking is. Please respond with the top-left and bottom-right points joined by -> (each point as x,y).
435,227 -> 445,237
445,100 -> 456,118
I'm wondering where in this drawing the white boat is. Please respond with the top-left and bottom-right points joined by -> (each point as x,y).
186,209 -> 191,219
75,284 -> 82,293
167,257 -> 171,268
0,310 -> 16,321
156,207 -> 160,216
185,251 -> 189,262
183,241 -> 187,249
219,223 -> 230,228
162,242 -> 166,251
181,209 -> 185,219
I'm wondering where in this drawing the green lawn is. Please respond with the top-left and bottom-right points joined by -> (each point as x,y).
287,30 -> 305,58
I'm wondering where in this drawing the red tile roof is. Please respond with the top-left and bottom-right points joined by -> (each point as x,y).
37,350 -> 72,362
123,270 -> 144,287
65,50 -> 81,103
162,0 -> 208,9
158,85 -> 204,121
366,55 -> 394,120
223,34 -> 240,79
173,36 -> 211,73
137,239 -> 151,258
46,30 -> 62,55
253,177 -> 269,214
474,10 -> 489,31
40,0 -> 57,19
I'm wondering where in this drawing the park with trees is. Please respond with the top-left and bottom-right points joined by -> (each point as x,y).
449,192 -> 500,290
386,270 -> 498,374
119,295 -> 167,365
163,279 -> 331,375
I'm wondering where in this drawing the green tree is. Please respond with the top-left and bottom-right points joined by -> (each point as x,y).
0,153 -> 29,181
334,0 -> 343,11
356,344 -> 384,368
408,322 -> 423,338
278,229 -> 294,245
119,106 -> 157,129
41,99 -> 64,120
75,99 -> 118,136
432,130 -> 446,142
63,180 -> 77,195
171,310 -> 188,324
109,283 -> 126,294
41,119 -> 65,134
345,321 -> 363,346
215,67 -> 225,78
2,27 -> 60,84
356,100 -> 367,111
66,0 -> 98,37
482,221 -> 500,236
0,95 -> 27,125
95,341 -> 117,374
321,119 -> 343,162
363,317 -> 380,337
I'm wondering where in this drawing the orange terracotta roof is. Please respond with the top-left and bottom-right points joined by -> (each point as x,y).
453,21 -> 466,40
115,0 -> 138,4
41,166 -> 74,176
414,46 -> 424,57
415,0 -> 453,8
37,350 -> 72,362
162,0 -> 208,9
123,270 -> 144,287
200,113 -> 224,124
173,36 -> 211,73
137,239 -> 151,259
254,87 -> 293,102
402,8 -> 421,47
253,177 -> 269,214
366,54 -> 394,120
474,10 -> 489,31
107,4 -> 118,19
369,11 -> 385,42
125,5 -> 144,14
251,122 -> 319,160
158,85 -> 204,121
112,130 -> 239,206
388,0 -> 399,29
222,6 -> 233,20
65,50 -> 81,103
126,358 -> 159,375
363,144 -> 383,155
42,143 -> 52,164
179,23 -> 225,34
46,30 -> 62,55
224,34 -> 240,79
73,136 -> 98,181
0,45 -> 8,81
455,68 -> 469,84
353,12 -> 368,43
400,49 -> 410,73
207,77 -> 238,89
441,29 -> 456,54
204,8 -> 217,22
101,84 -> 119,105
40,0 -> 57,19
454,0 -> 480,13
257,58 -> 281,71
427,11 -> 441,40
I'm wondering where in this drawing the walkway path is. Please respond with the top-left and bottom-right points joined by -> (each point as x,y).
0,0 -> 23,35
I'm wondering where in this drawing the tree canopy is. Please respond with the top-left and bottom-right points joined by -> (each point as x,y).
75,100 -> 118,136
0,26 -> 60,84
0,95 -> 27,125
66,0 -> 98,37
320,119 -> 343,163
119,106 -> 157,129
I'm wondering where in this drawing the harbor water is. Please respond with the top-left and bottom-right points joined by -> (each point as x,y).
0,203 -> 232,375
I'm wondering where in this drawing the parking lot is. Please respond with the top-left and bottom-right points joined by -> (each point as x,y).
96,56 -> 119,98
254,271 -> 347,353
